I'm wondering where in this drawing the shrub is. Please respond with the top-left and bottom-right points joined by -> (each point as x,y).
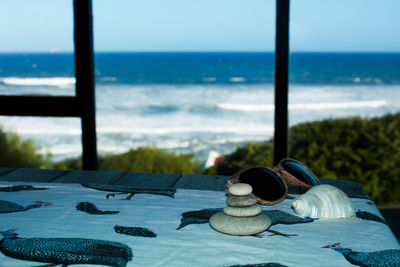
288,113 -> 400,205
0,126 -> 50,168
51,157 -> 82,170
206,141 -> 273,175
211,113 -> 400,205
98,147 -> 201,174
54,147 -> 202,174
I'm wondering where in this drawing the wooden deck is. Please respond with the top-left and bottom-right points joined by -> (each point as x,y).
0,167 -> 369,198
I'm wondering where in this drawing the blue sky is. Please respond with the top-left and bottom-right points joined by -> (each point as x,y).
0,0 -> 399,52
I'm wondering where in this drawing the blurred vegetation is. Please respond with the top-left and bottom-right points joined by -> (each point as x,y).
205,142 -> 273,175
288,113 -> 400,206
0,125 -> 50,168
1,112 -> 400,205
208,113 -> 400,206
53,146 -> 201,174
0,124 -> 200,174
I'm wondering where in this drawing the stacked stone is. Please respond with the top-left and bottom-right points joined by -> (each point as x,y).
209,183 -> 271,236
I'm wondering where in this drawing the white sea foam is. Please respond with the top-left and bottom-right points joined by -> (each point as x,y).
290,100 -> 387,110
156,140 -> 191,149
353,77 -> 384,84
1,83 -> 399,162
1,77 -> 75,87
229,77 -> 245,82
39,144 -> 82,156
7,123 -> 273,137
100,77 -> 118,82
96,126 -> 274,135
203,77 -> 216,82
218,100 -> 387,112
12,128 -> 82,135
218,103 -> 275,111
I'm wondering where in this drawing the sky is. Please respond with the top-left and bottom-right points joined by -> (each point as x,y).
0,0 -> 399,52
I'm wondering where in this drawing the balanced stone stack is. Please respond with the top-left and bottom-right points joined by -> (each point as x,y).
209,183 -> 271,236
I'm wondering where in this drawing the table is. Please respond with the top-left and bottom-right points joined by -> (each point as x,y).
0,167 -> 399,266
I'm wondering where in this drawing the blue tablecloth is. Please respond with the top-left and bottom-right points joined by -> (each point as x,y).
0,181 -> 399,266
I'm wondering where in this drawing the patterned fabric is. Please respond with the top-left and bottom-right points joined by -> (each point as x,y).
0,181 -> 399,266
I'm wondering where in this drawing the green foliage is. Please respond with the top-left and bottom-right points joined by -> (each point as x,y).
98,147 -> 201,174
0,126 -> 50,168
212,113 -> 400,205
54,147 -> 201,174
51,157 -> 82,170
0,124 -> 199,174
288,113 -> 400,205
206,142 -> 273,175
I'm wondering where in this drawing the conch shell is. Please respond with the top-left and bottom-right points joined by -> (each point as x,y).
291,184 -> 355,219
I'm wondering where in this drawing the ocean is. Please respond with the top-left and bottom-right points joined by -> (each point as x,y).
1,52 -> 400,164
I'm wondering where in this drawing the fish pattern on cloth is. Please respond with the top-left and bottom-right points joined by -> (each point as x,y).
0,181 -> 399,267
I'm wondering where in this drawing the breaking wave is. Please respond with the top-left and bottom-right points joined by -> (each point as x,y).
0,77 -> 75,87
218,100 -> 388,112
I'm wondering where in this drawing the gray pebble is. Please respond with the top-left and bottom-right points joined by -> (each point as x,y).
223,205 -> 262,217
209,212 -> 271,236
228,183 -> 252,196
227,194 -> 258,207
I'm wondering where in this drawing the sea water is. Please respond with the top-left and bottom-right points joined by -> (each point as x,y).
0,52 -> 399,164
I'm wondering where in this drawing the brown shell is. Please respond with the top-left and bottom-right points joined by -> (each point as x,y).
276,158 -> 321,187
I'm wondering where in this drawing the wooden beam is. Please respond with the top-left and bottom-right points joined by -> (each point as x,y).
74,0 -> 98,170
0,96 -> 80,117
274,0 -> 290,165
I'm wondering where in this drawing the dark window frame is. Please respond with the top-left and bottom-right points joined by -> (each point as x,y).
274,0 -> 290,164
0,0 -> 97,170
0,0 -> 289,170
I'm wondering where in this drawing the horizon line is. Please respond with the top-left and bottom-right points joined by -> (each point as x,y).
1,50 -> 400,54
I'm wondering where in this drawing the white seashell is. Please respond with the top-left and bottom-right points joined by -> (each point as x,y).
291,184 -> 355,219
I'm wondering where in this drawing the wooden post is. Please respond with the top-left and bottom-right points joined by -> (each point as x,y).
274,0 -> 290,165
73,0 -> 98,170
